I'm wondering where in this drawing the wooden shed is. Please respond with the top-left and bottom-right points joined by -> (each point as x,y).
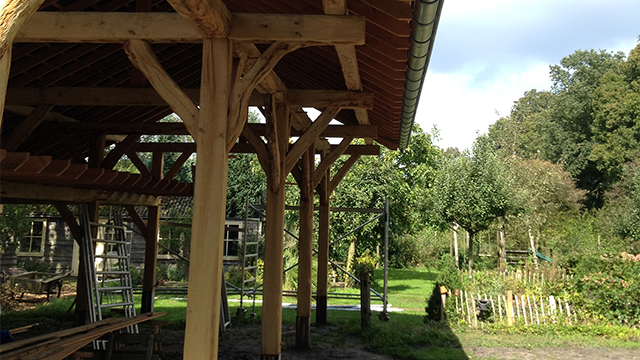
0,0 -> 443,358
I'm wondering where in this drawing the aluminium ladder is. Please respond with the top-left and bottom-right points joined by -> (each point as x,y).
80,206 -> 137,349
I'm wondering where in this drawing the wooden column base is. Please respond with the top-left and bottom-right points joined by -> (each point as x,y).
315,296 -> 327,324
295,316 -> 311,348
260,354 -> 281,360
141,291 -> 154,313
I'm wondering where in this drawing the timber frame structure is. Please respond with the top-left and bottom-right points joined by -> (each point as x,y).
0,0 -> 443,359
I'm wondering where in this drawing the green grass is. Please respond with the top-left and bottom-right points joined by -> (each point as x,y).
3,267 -> 640,360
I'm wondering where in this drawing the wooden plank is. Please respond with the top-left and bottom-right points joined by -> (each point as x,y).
183,38 -> 231,360
284,107 -> 340,174
42,122 -> 189,135
4,104 -> 55,151
124,39 -> 199,140
0,0 -> 44,57
285,90 -> 372,109
356,0 -> 413,21
0,181 -> 160,206
166,0 -> 231,38
312,137 -> 352,188
130,142 -> 380,155
16,12 -> 365,45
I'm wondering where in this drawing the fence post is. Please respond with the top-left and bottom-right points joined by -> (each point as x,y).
440,292 -> 447,321
506,290 -> 514,326
360,272 -> 371,329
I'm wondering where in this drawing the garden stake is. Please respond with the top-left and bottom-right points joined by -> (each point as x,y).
465,291 -> 472,325
540,296 -> 545,324
471,292 -> 478,327
506,291 -> 514,326
521,295 -> 528,325
515,295 -> 520,318
497,295 -> 503,321
532,295 -> 540,325
490,296 -> 496,320
527,295 -> 533,324
565,299 -> 571,325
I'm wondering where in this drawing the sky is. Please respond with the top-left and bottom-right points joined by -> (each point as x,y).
416,0 -> 640,151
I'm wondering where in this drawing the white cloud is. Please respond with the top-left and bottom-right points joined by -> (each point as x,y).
416,64 -> 550,151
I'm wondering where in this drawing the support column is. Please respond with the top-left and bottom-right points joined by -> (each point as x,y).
295,146 -> 314,348
0,46 -> 10,127
183,38 -> 231,360
315,153 -> 330,325
142,152 -> 163,313
261,94 -> 289,360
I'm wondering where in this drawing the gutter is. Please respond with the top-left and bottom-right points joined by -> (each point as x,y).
398,0 -> 444,150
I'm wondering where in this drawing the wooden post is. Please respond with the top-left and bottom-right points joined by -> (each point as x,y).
183,38 -> 231,360
295,146 -> 314,349
0,46 -> 11,128
360,271 -> 371,328
315,152 -> 330,325
261,93 -> 289,360
142,152 -> 163,313
440,293 -> 447,321
468,230 -> 474,275
506,290 -> 514,326
521,295 -> 528,325
528,227 -> 538,269
597,235 -> 601,251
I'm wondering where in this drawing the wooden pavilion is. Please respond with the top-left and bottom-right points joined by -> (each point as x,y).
0,0 -> 443,358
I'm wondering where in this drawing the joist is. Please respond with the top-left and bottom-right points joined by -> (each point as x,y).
15,12 -> 366,45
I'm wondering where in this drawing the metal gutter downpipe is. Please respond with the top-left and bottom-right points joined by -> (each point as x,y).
399,0 -> 444,150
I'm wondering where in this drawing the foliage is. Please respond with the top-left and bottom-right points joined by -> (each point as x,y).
599,160 -> 640,250
549,252 -> 640,326
0,205 -> 34,251
353,249 -> 378,278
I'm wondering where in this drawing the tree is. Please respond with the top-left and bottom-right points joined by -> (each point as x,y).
428,136 -> 517,273
600,160 -> 640,251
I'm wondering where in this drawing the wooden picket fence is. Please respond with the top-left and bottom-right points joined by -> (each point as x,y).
447,290 -> 573,327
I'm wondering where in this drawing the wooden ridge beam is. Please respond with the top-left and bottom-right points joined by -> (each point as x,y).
16,12 -> 365,45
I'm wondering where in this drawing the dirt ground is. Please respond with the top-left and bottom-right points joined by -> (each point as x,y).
468,347 -> 640,360
160,323 -> 392,360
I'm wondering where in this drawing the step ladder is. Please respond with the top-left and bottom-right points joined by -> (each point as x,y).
80,205 -> 137,348
237,196 -> 261,318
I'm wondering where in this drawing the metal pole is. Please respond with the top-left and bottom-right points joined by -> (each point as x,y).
379,197 -> 390,321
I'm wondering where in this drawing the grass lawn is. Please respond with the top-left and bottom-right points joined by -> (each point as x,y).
3,267 -> 640,360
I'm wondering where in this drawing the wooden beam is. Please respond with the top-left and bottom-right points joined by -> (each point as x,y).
130,142 -> 380,156
0,181 -> 160,206
142,152 -> 163,313
285,90 -> 373,110
316,151 -> 330,324
4,104 -> 54,151
124,205 -> 148,234
124,150 -> 152,177
241,124 -> 270,172
5,105 -> 78,123
166,0 -> 231,38
16,12 -> 365,45
42,122 -> 190,135
312,137 -> 353,188
124,39 -> 199,140
323,0 -> 371,143
0,0 -> 44,57
53,203 -> 82,243
6,87 -> 201,106
0,47 -> 10,128
330,154 -> 361,193
285,107 -> 340,175
183,38 -> 231,360
102,135 -> 142,170
164,151 -> 193,180
296,145 -> 314,349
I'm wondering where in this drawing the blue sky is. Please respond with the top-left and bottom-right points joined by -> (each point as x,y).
416,0 -> 640,151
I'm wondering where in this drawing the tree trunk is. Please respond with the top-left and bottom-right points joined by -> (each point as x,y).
453,224 -> 459,269
528,226 -> 538,269
498,223 -> 506,270
468,230 -> 474,275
